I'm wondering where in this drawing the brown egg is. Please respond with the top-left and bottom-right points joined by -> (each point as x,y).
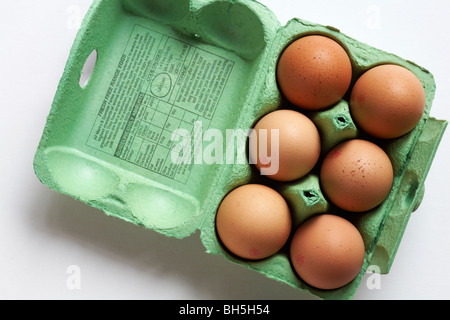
277,35 -> 353,111
290,214 -> 365,290
350,64 -> 426,139
216,184 -> 292,260
249,109 -> 321,182
320,139 -> 394,212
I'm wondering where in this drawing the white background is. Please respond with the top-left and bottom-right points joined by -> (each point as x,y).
1,0 -> 449,300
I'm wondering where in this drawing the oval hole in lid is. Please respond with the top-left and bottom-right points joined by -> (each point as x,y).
79,50 -> 97,88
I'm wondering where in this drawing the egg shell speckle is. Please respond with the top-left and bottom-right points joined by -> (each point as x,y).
320,139 -> 394,212
277,35 -> 353,110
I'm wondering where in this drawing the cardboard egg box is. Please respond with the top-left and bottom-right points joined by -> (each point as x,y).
34,0 -> 447,300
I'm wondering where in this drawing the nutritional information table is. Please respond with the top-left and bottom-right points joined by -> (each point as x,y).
86,24 -> 234,183
114,94 -> 207,183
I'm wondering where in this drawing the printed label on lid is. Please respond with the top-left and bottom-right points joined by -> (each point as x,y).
86,25 -> 234,183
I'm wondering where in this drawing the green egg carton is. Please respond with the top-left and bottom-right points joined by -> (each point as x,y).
34,0 -> 447,300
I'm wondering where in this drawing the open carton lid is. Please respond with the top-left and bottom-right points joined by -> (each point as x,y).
34,0 -> 281,238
